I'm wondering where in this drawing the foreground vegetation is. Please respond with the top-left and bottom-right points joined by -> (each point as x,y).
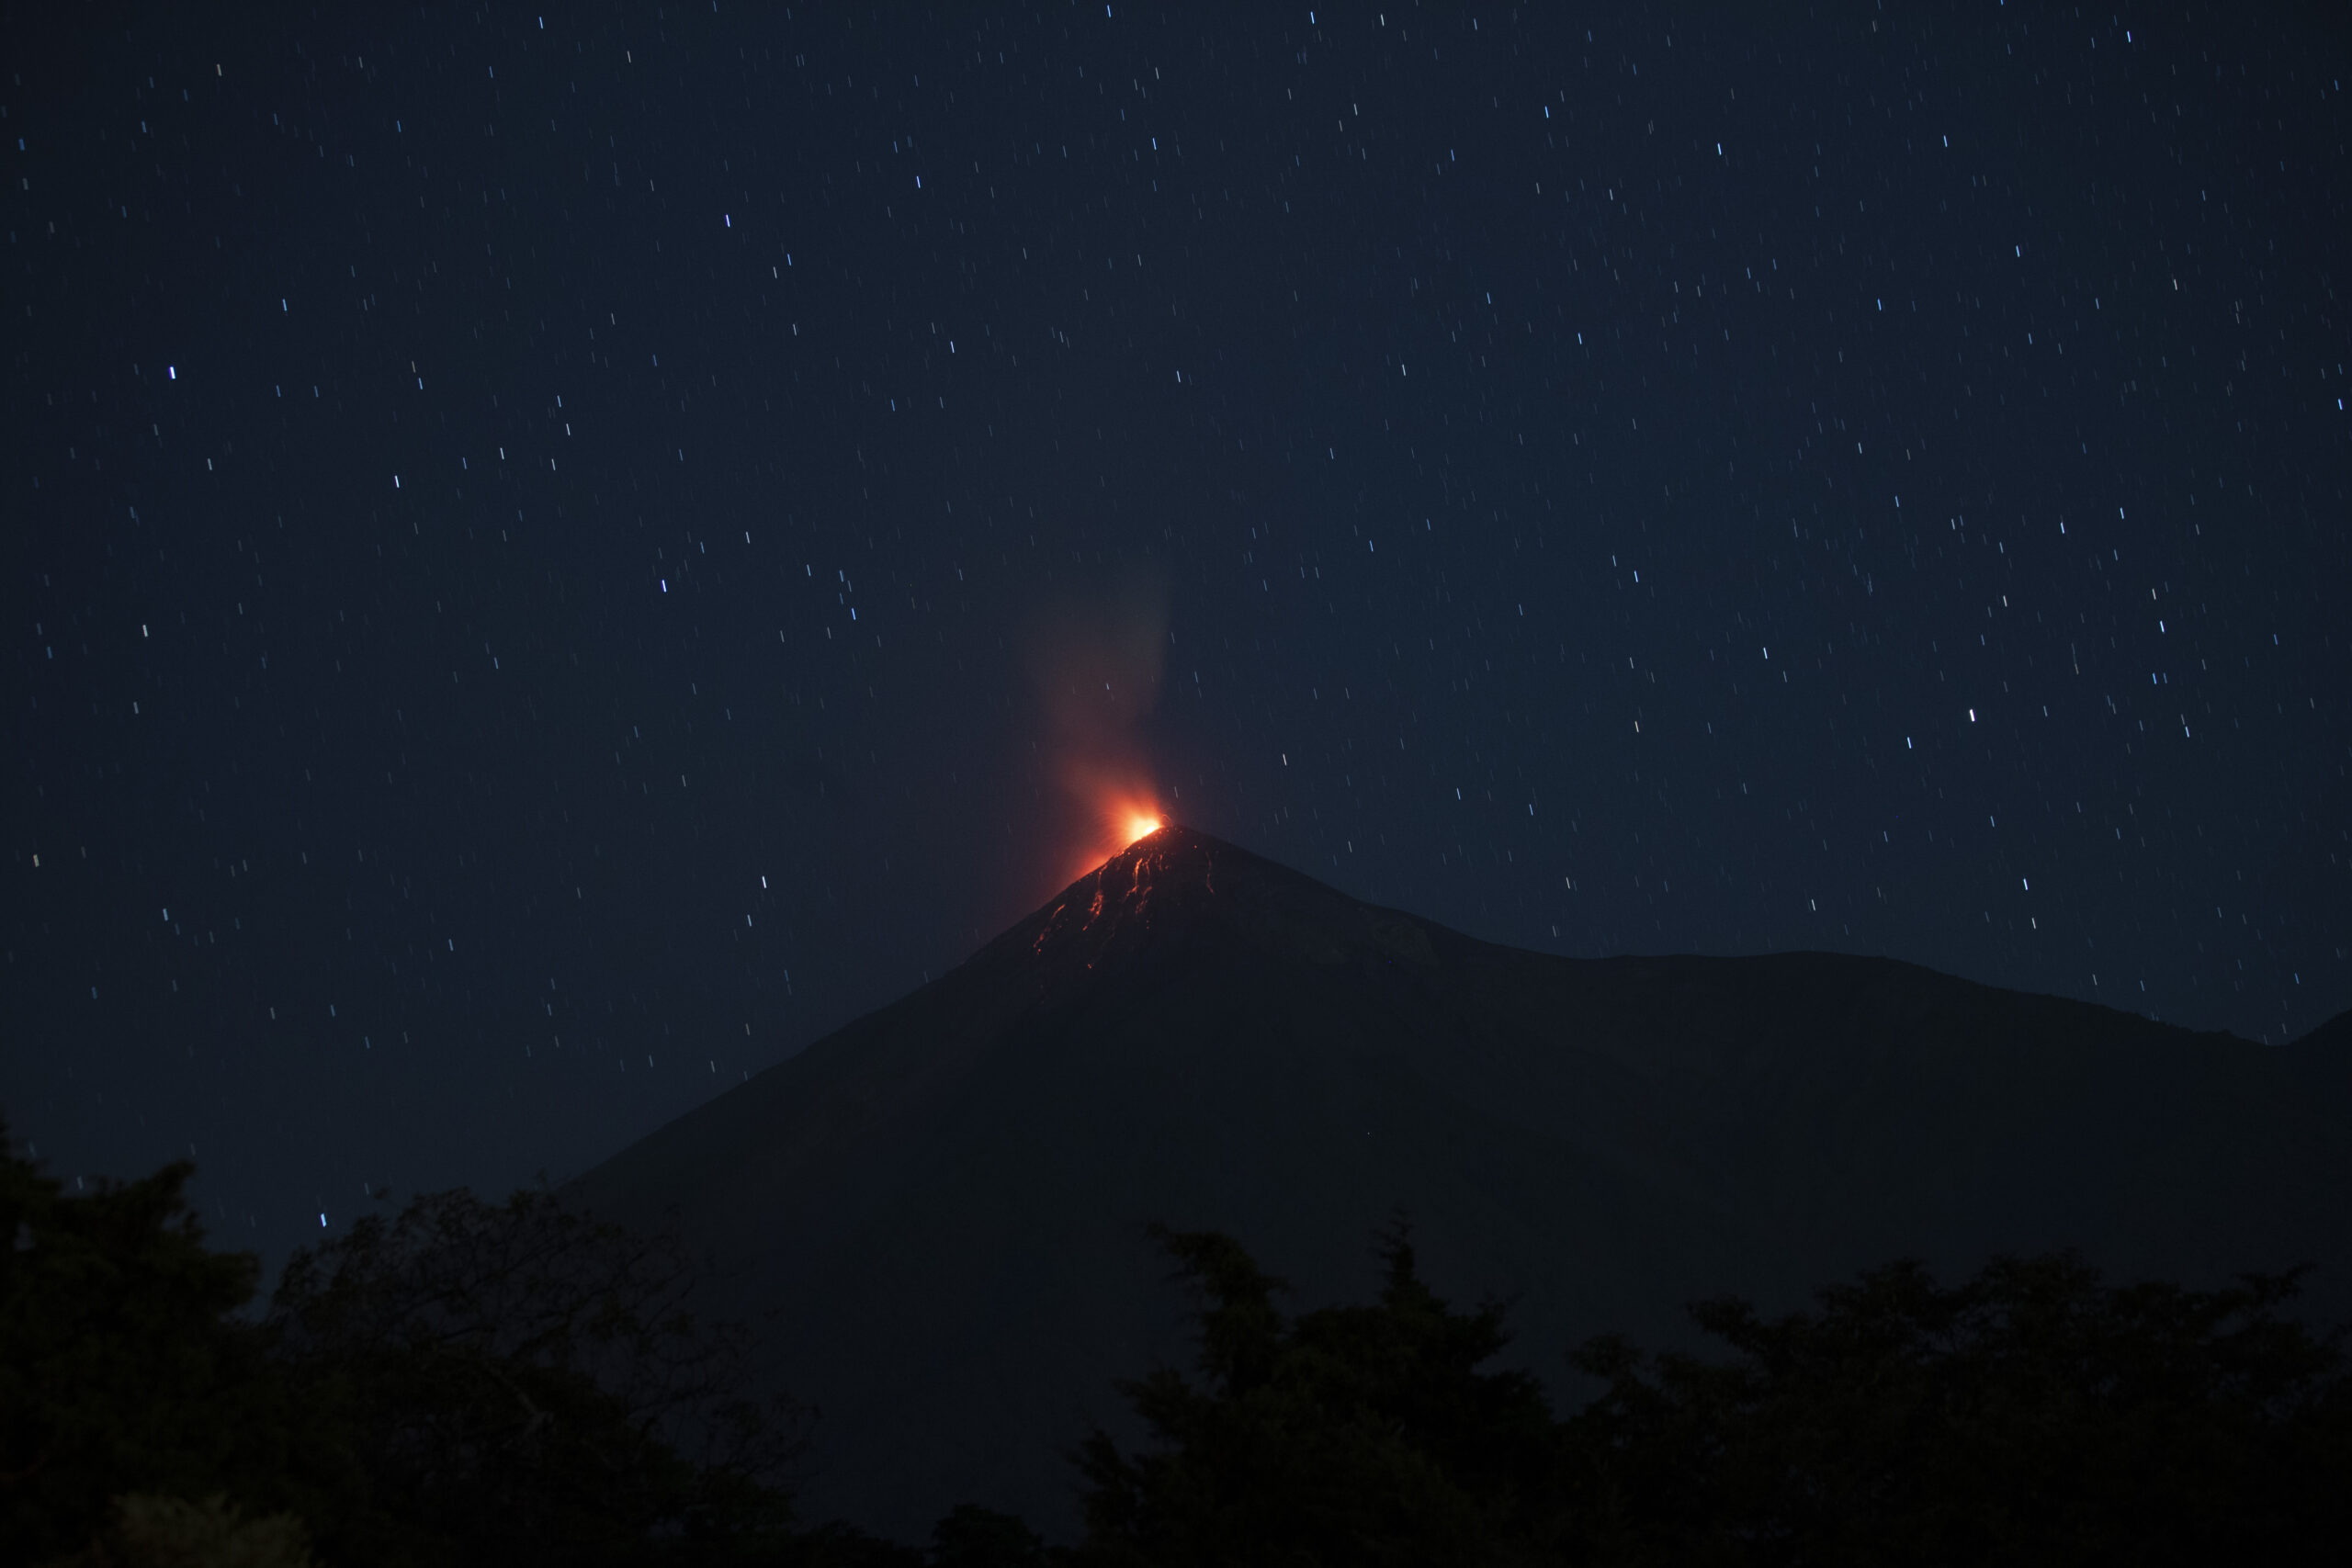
6,1132 -> 2346,1564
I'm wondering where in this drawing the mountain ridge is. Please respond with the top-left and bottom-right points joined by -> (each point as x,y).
567,825 -> 2350,1540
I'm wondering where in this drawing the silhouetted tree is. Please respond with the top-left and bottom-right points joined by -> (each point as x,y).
928,1504 -> 1051,1567
1075,1223 -> 1562,1565
266,1184 -> 803,1566
1,1126 -> 351,1563
1078,1227 -> 2351,1565
1565,1253 -> 2352,1566
3,1128 -> 840,1566
21,1121 -> 2347,1564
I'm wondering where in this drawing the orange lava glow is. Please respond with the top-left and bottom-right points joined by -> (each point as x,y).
1063,781 -> 1165,879
1041,752 -> 1169,884
1101,791 -> 1163,852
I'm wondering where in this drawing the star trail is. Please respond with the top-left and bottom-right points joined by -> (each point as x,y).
6,4 -> 2346,1262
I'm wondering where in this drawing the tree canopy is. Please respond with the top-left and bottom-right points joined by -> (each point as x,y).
1565,1252 -> 2352,1565
266,1183 -> 804,1566
1076,1222 -> 1564,1565
9,1124 -> 2347,1565
1075,1227 -> 2352,1566
2,1127 -> 812,1567
1,1137 -> 348,1560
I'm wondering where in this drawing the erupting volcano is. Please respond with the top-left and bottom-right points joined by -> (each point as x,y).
567,824 -> 2352,1542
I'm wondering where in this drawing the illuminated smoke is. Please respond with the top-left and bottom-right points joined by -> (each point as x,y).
1022,560 -> 1170,874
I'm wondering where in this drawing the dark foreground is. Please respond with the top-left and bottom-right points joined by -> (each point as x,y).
6,1134 -> 2347,1567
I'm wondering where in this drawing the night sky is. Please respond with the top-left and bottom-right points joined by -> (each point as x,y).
7,5 -> 2347,1267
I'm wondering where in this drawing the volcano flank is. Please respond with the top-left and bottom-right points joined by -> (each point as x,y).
566,825 -> 2352,1540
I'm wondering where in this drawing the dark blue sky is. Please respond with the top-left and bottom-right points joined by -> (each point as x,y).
7,3 -> 2346,1263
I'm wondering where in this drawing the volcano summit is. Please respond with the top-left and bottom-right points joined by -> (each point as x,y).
567,825 -> 2352,1540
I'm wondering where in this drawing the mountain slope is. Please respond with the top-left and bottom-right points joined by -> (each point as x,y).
566,826 -> 2352,1540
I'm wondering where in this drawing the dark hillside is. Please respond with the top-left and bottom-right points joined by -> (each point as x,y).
568,827 -> 2352,1540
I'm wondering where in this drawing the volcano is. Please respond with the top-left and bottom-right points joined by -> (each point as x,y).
566,825 -> 2352,1540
